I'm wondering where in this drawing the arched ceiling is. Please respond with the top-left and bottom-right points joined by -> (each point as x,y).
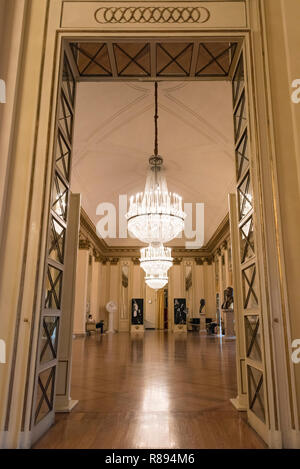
71,80 -> 235,248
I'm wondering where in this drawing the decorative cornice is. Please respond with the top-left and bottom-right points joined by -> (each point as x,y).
94,6 -> 210,25
206,213 -> 230,255
79,208 -> 230,264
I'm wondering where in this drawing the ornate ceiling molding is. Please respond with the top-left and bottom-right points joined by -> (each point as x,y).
79,207 -> 230,263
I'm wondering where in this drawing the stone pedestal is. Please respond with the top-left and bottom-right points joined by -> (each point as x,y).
173,324 -> 187,333
131,324 -> 144,333
199,313 -> 206,332
223,309 -> 235,339
107,310 -> 116,334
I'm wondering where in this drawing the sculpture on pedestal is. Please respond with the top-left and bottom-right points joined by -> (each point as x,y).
106,301 -> 117,333
221,287 -> 234,310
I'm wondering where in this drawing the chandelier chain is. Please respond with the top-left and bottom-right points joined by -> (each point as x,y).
154,81 -> 158,157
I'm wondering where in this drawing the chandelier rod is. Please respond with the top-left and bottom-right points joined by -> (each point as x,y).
154,81 -> 158,157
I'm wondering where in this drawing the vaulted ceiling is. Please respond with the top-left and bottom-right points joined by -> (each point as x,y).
71,80 -> 235,248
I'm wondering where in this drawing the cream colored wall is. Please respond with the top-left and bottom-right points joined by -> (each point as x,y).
73,249 -> 89,335
145,285 -> 157,328
90,257 -> 99,321
262,0 -> 300,435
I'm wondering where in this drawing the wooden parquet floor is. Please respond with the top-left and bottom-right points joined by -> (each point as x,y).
34,331 -> 266,449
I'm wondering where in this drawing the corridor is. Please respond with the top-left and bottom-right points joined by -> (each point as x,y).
34,332 -> 266,449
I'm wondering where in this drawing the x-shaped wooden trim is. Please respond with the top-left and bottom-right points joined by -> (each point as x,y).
243,265 -> 258,308
238,172 -> 252,220
236,130 -> 248,179
71,43 -> 112,76
245,316 -> 261,359
249,368 -> 265,420
35,367 -> 55,421
49,218 -> 65,264
45,267 -> 62,309
40,317 -> 58,361
241,217 -> 254,263
234,90 -> 246,141
157,43 -> 193,76
56,130 -> 70,181
196,43 -> 236,76
62,55 -> 75,105
233,55 -> 244,105
58,92 -> 73,141
53,173 -> 68,220
114,43 -> 150,76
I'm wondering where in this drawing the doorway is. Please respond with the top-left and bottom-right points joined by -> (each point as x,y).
30,35 -> 271,447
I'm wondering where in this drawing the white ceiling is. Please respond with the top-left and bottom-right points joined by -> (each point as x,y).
71,81 -> 235,248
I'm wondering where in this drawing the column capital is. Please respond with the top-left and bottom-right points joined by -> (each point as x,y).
93,248 -> 106,263
205,256 -> 213,265
195,257 -> 204,265
173,257 -> 182,265
109,257 -> 119,265
221,240 -> 228,250
79,237 -> 91,250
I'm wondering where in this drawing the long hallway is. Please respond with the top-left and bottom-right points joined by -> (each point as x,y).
34,331 -> 266,449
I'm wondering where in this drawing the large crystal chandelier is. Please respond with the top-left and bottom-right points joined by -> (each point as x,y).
140,243 -> 173,290
126,83 -> 185,290
126,83 -> 185,245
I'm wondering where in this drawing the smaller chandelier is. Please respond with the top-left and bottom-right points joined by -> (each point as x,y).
140,243 -> 173,290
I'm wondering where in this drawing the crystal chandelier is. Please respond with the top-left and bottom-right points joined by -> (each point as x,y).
140,243 -> 173,290
126,83 -> 185,244
126,82 -> 185,290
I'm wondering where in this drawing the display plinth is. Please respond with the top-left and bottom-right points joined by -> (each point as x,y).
131,325 -> 144,333
199,313 -> 206,332
222,309 -> 235,339
173,324 -> 187,333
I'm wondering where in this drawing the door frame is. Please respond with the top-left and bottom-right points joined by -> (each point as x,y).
1,0 -> 298,449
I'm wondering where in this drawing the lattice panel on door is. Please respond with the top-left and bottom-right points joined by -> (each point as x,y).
49,217 -> 66,264
231,49 -> 267,427
35,367 -> 56,424
236,129 -> 248,180
245,315 -> 262,362
248,365 -> 265,423
242,263 -> 258,309
240,215 -> 255,263
232,54 -> 244,106
45,266 -> 63,310
33,51 -> 76,430
40,317 -> 60,364
237,170 -> 253,221
234,90 -> 246,142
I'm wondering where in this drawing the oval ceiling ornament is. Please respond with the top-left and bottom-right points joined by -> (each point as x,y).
94,6 -> 210,25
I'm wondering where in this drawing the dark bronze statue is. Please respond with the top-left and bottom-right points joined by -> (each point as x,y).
222,287 -> 234,310
199,298 -> 205,314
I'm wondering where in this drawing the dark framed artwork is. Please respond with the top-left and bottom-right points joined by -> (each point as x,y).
174,298 -> 187,325
131,298 -> 144,325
